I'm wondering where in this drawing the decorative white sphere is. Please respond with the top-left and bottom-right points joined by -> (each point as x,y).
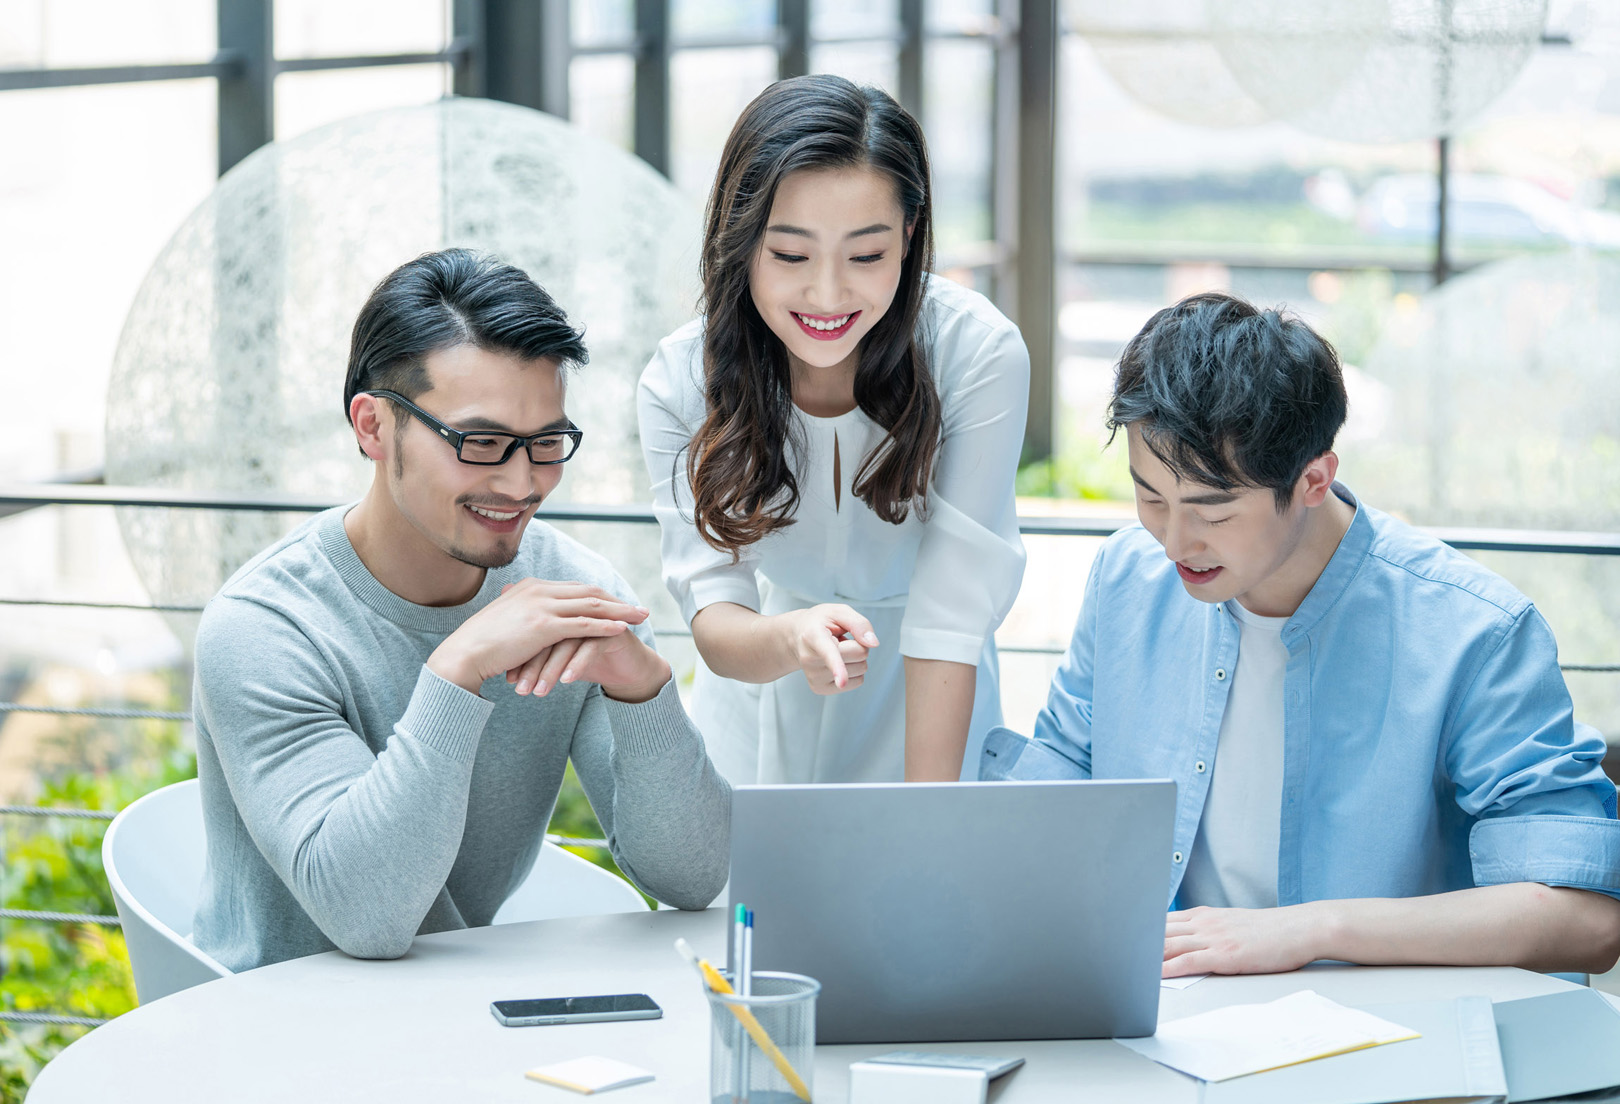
105,97 -> 700,610
1071,0 -> 1546,143
1339,252 -> 1620,736
1067,0 -> 1272,128
1341,252 -> 1620,529
1210,0 -> 1547,143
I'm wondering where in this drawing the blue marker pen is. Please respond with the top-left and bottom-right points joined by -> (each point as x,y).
733,903 -> 749,1102
739,908 -> 755,1099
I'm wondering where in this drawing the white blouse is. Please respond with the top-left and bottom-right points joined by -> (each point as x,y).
637,276 -> 1028,669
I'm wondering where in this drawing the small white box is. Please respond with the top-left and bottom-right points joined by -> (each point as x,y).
848,1060 -> 989,1104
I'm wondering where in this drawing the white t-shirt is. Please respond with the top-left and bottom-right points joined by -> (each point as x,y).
1178,600 -> 1288,910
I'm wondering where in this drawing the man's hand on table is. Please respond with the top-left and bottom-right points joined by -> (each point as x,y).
1163,903 -> 1327,977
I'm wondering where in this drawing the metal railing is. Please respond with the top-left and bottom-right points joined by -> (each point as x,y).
2,482 -> 1617,1026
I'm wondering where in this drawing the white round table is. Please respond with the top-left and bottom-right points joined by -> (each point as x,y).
28,907 -> 1576,1102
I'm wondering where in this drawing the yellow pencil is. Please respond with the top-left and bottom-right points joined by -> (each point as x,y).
675,938 -> 813,1103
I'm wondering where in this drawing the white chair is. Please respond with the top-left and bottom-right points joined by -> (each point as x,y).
493,840 -> 650,923
102,778 -> 231,1005
105,779 -> 648,1004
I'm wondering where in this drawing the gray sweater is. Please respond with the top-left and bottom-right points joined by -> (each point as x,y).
191,507 -> 730,972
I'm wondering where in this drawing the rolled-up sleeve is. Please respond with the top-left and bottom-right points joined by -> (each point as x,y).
1472,811 -> 1620,897
899,320 -> 1028,665
637,332 -> 762,624
1444,604 -> 1620,898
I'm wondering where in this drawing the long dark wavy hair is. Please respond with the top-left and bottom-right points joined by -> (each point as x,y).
686,74 -> 941,554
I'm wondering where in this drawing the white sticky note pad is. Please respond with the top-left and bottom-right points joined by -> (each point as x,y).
849,1060 -> 989,1104
525,1056 -> 655,1094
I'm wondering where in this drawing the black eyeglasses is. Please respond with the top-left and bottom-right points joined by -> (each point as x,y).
364,390 -> 584,466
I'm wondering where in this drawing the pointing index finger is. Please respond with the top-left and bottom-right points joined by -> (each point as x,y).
814,631 -> 849,689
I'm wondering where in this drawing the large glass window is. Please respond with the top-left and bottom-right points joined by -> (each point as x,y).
274,64 -> 450,141
5,0 -> 1616,800
1050,6 -> 1620,742
672,0 -> 774,41
668,45 -> 778,199
273,0 -> 446,58
572,0 -> 634,47
925,38 -> 995,279
570,53 -> 635,152
1449,36 -> 1620,266
812,0 -> 899,40
0,80 -> 217,483
0,0 -> 215,66
807,40 -> 898,94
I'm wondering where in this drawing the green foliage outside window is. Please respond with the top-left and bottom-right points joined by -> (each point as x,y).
0,715 -> 196,1103
1017,432 -> 1133,503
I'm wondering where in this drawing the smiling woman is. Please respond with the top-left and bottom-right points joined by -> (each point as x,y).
637,75 -> 1030,787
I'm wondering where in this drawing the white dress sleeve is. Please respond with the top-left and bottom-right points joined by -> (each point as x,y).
898,312 -> 1030,665
637,327 -> 763,624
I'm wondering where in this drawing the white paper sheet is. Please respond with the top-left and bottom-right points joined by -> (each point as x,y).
1115,990 -> 1420,1082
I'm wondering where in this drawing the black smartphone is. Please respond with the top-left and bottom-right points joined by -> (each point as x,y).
489,993 -> 663,1027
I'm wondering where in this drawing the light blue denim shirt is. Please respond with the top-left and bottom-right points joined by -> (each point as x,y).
981,485 -> 1620,908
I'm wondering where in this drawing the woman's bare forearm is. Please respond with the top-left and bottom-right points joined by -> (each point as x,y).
690,602 -> 796,683
903,657 -> 975,782
690,601 -> 877,696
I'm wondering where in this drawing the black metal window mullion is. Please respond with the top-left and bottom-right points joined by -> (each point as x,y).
450,0 -> 485,96
990,0 -> 1021,310
536,0 -> 573,118
453,0 -> 570,117
897,0 -> 925,117
0,60 -> 240,91
778,0 -> 810,80
1012,0 -> 1059,462
634,0 -> 672,177
216,0 -> 274,176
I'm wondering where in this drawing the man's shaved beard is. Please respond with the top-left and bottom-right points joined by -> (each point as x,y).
389,443 -> 536,571
446,539 -> 522,570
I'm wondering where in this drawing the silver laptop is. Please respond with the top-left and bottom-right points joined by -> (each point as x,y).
728,779 -> 1176,1044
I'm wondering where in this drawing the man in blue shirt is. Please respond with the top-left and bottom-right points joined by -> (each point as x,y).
982,292 -> 1620,977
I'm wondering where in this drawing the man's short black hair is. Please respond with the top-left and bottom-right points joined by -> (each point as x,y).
343,248 -> 589,433
1107,291 -> 1347,512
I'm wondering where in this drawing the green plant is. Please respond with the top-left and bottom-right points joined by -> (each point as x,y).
0,1025 -> 66,1104
1018,433 -> 1133,503
0,711 -> 197,1101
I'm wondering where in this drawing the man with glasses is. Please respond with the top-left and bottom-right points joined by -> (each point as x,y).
190,249 -> 730,971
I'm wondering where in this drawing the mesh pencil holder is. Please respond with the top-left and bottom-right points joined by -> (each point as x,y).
706,970 -> 820,1103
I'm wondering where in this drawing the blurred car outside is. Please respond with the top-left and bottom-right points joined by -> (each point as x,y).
1350,171 -> 1620,250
